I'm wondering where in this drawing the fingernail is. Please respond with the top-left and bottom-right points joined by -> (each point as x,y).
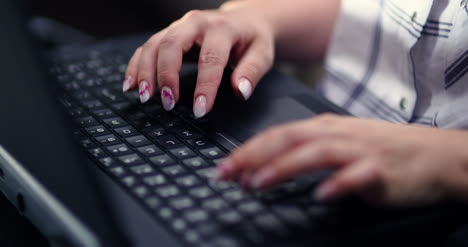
193,95 -> 207,119
216,160 -> 234,180
139,81 -> 150,103
122,76 -> 132,92
238,78 -> 252,100
314,183 -> 338,201
249,168 -> 275,189
161,86 -> 175,111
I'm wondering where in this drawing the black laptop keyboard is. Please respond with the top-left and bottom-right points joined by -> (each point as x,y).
48,44 -> 339,247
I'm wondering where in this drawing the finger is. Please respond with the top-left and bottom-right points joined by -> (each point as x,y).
246,138 -> 365,190
314,158 -> 381,202
157,15 -> 206,111
123,46 -> 143,92
231,37 -> 274,100
217,118 -> 337,181
136,30 -> 166,103
193,28 -> 234,118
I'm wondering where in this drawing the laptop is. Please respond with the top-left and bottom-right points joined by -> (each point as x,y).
0,1 -> 466,247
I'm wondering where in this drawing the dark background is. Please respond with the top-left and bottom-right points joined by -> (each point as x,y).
1,0 -> 468,246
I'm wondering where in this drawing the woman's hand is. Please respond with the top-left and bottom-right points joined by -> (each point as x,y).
123,2 -> 275,118
217,114 -> 468,206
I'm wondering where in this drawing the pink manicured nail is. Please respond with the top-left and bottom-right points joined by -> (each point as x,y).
161,86 -> 175,111
193,95 -> 207,119
122,76 -> 132,92
139,81 -> 150,103
249,168 -> 275,189
215,160 -> 234,180
314,183 -> 338,201
238,78 -> 252,100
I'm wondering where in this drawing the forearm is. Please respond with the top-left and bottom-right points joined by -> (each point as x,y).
222,0 -> 341,61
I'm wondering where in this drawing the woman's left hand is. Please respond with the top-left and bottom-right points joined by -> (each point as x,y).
217,114 -> 468,206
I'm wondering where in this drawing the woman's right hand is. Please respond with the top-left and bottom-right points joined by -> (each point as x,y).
123,1 -> 276,118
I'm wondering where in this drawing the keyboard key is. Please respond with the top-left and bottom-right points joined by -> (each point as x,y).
80,139 -> 97,149
114,126 -> 138,137
118,153 -> 144,166
171,218 -> 188,232
208,180 -> 236,192
174,129 -> 202,140
106,143 -> 132,156
175,175 -> 201,188
189,186 -> 214,200
156,185 -> 180,198
200,147 -> 225,159
109,166 -> 126,177
157,207 -> 175,220
169,196 -> 194,210
103,117 -> 127,128
95,134 -> 121,146
187,138 -> 212,149
145,196 -> 161,209
146,128 -> 169,139
126,135 -> 151,147
201,198 -> 228,212
133,185 -> 151,198
137,145 -> 163,157
75,116 -> 98,128
98,157 -> 116,168
253,213 -> 286,235
111,102 -> 132,112
91,108 -> 115,119
238,201 -> 265,215
162,165 -> 187,177
82,99 -> 103,109
85,125 -> 110,136
271,205 -> 309,229
196,168 -> 217,180
88,147 -> 106,159
156,136 -> 182,149
183,209 -> 209,224
217,210 -> 242,225
149,154 -> 176,167
131,119 -> 160,131
143,174 -> 167,186
223,189 -> 249,203
183,157 -> 211,170
121,176 -> 138,187
129,164 -> 155,175
170,146 -> 196,159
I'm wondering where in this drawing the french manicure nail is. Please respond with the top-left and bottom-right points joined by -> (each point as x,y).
238,78 -> 252,100
250,168 -> 275,189
193,95 -> 207,119
122,76 -> 132,92
139,81 -> 150,103
161,86 -> 175,111
314,183 -> 337,201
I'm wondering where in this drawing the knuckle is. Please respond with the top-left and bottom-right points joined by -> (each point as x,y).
209,15 -> 229,28
184,9 -> 203,19
157,69 -> 177,84
159,34 -> 179,49
199,49 -> 224,67
241,62 -> 263,78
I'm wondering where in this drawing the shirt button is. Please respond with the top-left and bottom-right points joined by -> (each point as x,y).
399,97 -> 408,111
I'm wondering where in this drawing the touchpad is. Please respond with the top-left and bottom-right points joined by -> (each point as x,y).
213,96 -> 317,142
